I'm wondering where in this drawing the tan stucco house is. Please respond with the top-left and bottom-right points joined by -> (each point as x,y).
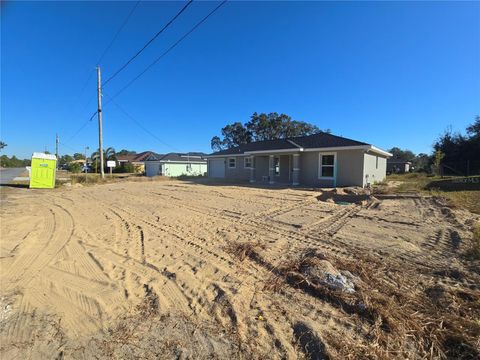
206,132 -> 392,187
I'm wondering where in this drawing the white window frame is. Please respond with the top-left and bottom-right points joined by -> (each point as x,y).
244,157 -> 252,169
228,157 -> 236,169
318,152 -> 337,183
274,156 -> 280,176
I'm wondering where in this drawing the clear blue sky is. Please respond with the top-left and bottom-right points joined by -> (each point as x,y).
2,1 -> 479,158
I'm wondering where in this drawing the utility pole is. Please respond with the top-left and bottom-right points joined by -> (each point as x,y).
85,146 -> 89,183
97,66 -> 105,178
55,134 -> 59,164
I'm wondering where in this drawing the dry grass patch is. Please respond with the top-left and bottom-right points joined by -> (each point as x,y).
226,241 -> 267,262
464,222 -> 480,261
78,285 -> 250,359
265,249 -> 480,359
375,173 -> 480,214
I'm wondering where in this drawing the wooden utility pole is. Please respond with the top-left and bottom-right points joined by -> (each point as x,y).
85,146 -> 89,183
97,66 -> 105,178
55,133 -> 59,161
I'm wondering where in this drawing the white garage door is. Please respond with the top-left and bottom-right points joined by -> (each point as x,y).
209,158 -> 225,178
145,161 -> 160,177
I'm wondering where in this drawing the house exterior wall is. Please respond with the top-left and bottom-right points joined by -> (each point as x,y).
146,161 -> 207,177
363,153 -> 387,185
276,155 -> 290,183
208,149 -> 387,187
299,152 -> 321,186
299,150 -> 366,187
223,156 -> 250,181
163,163 -> 207,177
254,156 -> 269,182
336,150 -> 365,187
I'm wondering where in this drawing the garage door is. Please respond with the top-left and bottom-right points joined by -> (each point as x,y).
209,158 -> 225,178
145,161 -> 160,177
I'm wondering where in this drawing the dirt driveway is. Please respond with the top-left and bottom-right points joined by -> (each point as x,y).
1,180 -> 479,359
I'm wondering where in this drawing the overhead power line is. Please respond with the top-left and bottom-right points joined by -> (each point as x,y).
65,111 -> 98,144
97,0 -> 141,66
59,141 -> 84,154
103,93 -> 181,152
62,1 -> 141,145
102,0 -> 194,87
106,0 -> 227,103
68,1 -> 137,114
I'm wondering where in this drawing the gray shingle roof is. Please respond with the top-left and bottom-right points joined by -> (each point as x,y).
209,132 -> 370,156
292,132 -> 368,148
146,152 -> 207,163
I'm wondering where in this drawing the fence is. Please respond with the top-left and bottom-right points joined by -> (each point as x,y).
440,160 -> 480,177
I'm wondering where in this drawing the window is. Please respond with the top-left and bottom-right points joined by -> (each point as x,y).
375,156 -> 379,169
319,153 -> 335,178
244,157 -> 252,168
228,158 -> 236,168
274,157 -> 280,176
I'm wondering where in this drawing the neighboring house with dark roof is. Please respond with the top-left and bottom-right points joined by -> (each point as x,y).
144,152 -> 207,177
117,151 -> 162,173
387,159 -> 412,174
206,132 -> 392,187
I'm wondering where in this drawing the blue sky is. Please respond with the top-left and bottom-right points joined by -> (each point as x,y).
1,1 -> 479,158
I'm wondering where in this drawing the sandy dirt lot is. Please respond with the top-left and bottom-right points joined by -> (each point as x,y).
1,180 -> 479,359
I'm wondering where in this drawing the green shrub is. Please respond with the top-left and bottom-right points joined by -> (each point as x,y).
67,162 -> 82,173
114,163 -> 134,173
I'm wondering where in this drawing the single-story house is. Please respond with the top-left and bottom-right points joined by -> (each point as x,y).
387,160 -> 412,174
206,132 -> 392,187
117,151 -> 161,173
145,152 -> 207,177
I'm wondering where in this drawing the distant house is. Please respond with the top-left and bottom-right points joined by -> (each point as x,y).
145,152 -> 207,177
206,132 -> 392,187
117,151 -> 161,173
387,159 -> 412,174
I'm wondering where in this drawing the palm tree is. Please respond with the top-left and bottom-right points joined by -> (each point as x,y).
91,147 -> 116,172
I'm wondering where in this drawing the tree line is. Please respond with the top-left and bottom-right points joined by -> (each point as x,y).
60,147 -> 135,173
211,112 -> 329,151
0,141 -> 138,172
0,142 -> 31,167
388,116 -> 480,175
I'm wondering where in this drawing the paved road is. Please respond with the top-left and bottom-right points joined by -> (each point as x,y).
0,168 -> 26,184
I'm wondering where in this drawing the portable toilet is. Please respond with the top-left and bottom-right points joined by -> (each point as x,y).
29,152 -> 57,189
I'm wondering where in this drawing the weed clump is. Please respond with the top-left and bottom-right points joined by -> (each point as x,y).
465,222 -> 480,261
226,241 -> 266,262
265,249 -> 480,359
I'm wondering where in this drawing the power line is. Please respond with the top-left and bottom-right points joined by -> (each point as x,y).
63,1 -> 226,151
59,141 -> 84,154
65,111 -> 98,144
106,0 -> 227,103
103,93 -> 181,152
62,2 -> 141,145
96,0 -> 141,66
102,0 -> 194,87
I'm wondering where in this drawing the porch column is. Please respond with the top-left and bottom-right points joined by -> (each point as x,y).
292,154 -> 300,186
249,156 -> 256,183
269,155 -> 275,184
